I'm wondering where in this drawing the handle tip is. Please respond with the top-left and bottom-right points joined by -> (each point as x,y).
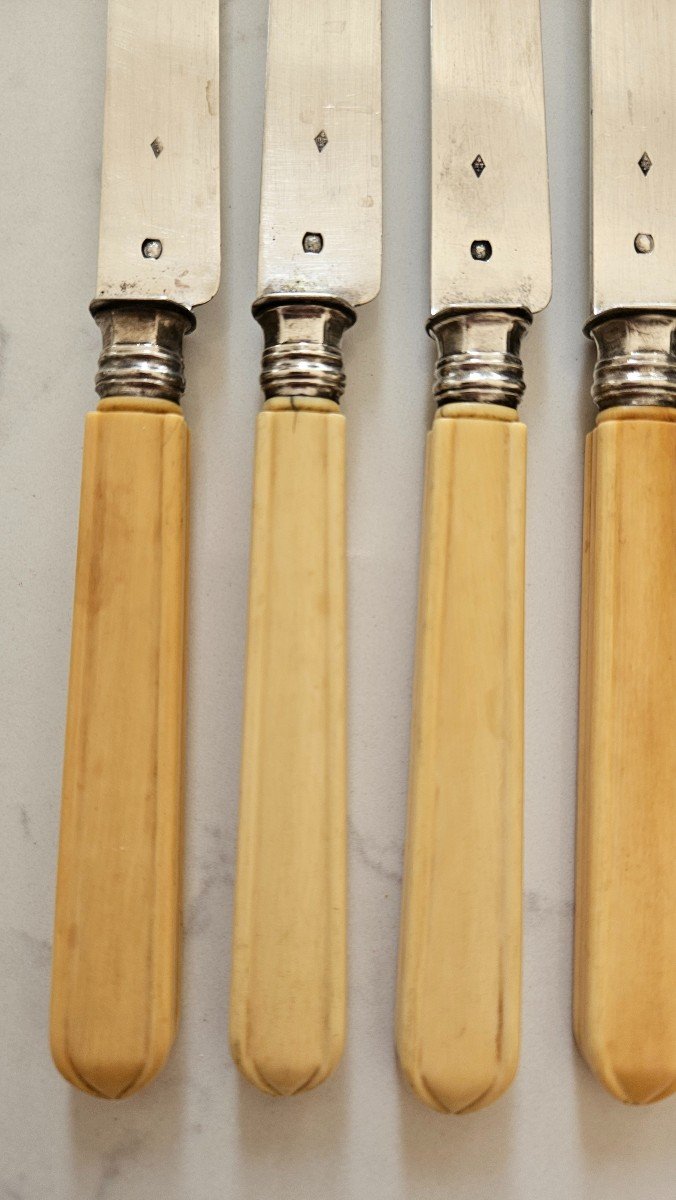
50,1028 -> 174,1100
397,1038 -> 517,1114
230,1032 -> 343,1097
575,1029 -> 676,1106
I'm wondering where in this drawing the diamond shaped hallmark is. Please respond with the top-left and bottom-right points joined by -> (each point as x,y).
314,129 -> 329,153
150,137 -> 163,158
472,154 -> 486,178
638,151 -> 653,176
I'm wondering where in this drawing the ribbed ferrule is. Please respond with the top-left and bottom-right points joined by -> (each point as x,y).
586,311 -> 676,410
91,301 -> 194,404
253,298 -> 356,405
427,310 -> 531,409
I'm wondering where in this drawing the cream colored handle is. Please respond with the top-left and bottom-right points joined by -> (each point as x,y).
574,407 -> 676,1105
230,399 -> 346,1096
51,398 -> 188,1099
396,403 -> 526,1113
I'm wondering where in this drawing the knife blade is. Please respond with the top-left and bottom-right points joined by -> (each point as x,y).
257,2 -> 381,306
96,0 -> 220,310
430,0 -> 551,317
230,0 -> 381,1095
396,0 -> 551,1112
50,0 -> 220,1099
574,0 -> 676,1105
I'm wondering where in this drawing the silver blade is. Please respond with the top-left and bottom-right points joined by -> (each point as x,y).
431,0 -> 551,317
257,0 -> 382,308
96,0 -> 220,311
591,0 -> 676,316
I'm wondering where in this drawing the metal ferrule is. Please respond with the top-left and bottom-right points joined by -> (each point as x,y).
586,311 -> 676,411
253,298 -> 356,405
91,301 -> 195,405
427,310 -> 531,409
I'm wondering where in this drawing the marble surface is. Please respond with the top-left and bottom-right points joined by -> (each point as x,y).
2,1 -> 675,1196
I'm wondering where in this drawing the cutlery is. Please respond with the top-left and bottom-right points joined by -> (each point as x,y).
574,0 -> 676,1105
229,0 -> 382,1095
50,0 -> 220,1098
396,0 -> 551,1112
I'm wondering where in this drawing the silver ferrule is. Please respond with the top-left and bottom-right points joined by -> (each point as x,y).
91,301 -> 195,404
586,311 -> 676,411
253,297 -> 356,405
427,310 -> 531,409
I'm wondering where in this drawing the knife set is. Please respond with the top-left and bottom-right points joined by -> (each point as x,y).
49,0 -> 676,1110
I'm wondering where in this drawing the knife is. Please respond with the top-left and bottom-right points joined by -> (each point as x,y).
396,0 -> 551,1113
574,0 -> 676,1105
50,0 -> 220,1099
229,0 -> 381,1095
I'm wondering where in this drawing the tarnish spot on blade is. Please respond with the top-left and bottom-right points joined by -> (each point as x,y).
206,79 -> 217,117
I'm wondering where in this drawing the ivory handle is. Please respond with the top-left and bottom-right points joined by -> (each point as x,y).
230,399 -> 346,1096
574,407 -> 676,1105
396,403 -> 526,1113
51,397 -> 188,1099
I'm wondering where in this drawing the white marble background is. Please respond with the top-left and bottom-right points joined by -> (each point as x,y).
2,0 -> 675,1196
